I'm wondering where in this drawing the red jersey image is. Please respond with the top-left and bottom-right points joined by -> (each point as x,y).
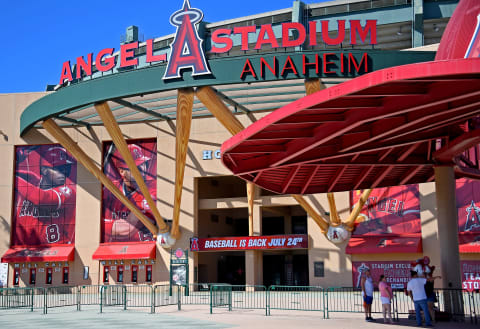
351,184 -> 420,235
13,145 -> 77,246
101,140 -> 157,243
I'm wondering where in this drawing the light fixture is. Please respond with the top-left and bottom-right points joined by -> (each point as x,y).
397,26 -> 403,36
433,24 -> 439,32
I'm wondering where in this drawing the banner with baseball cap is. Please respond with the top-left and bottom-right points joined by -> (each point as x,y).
101,139 -> 157,243
11,144 -> 77,247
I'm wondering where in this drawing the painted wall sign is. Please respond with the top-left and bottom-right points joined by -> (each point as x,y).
190,234 -> 308,252
58,0 -> 377,84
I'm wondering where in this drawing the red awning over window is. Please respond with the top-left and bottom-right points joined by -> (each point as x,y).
92,242 -> 156,260
346,235 -> 422,254
1,245 -> 75,263
458,234 -> 480,253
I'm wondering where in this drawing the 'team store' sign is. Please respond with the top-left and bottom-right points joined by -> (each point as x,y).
59,0 -> 377,84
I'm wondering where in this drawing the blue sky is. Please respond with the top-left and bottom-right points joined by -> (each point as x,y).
0,0 -> 328,93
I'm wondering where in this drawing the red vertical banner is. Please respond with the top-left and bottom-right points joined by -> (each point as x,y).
351,184 -> 420,236
101,139 -> 157,243
456,178 -> 480,233
456,178 -> 480,253
13,145 -> 77,246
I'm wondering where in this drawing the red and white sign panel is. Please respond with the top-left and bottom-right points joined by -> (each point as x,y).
351,184 -> 420,236
352,261 -> 412,289
461,260 -> 480,291
13,145 -> 77,246
102,140 -> 157,243
190,234 -> 308,252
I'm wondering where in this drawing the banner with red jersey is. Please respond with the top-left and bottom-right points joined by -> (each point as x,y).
351,184 -> 421,235
352,261 -> 413,289
101,139 -> 157,243
13,144 -> 77,246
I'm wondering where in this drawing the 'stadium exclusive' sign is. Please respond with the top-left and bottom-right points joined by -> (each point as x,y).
190,234 -> 308,252
58,0 -> 377,85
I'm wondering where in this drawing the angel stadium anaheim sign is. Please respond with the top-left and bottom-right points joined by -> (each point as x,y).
58,0 -> 378,85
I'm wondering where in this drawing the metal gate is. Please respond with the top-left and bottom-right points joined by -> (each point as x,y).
210,284 -> 232,313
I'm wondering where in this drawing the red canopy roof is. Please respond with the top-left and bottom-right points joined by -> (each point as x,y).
346,235 -> 422,254
221,59 -> 480,194
92,242 -> 156,260
1,245 -> 75,263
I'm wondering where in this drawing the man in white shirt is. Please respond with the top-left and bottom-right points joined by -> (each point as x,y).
407,271 -> 433,327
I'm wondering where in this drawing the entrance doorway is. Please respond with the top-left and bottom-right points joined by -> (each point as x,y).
263,252 -> 309,287
218,254 -> 245,285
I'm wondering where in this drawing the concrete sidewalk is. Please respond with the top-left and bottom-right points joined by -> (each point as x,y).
0,305 -> 477,329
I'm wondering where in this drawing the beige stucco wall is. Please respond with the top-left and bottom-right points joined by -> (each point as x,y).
0,92 -> 479,288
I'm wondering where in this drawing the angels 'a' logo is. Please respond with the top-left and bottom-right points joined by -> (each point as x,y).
465,14 -> 480,58
190,237 -> 199,251
465,200 -> 480,231
163,0 -> 211,80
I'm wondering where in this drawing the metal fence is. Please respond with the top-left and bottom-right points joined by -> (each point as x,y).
0,284 -> 477,324
268,285 -> 325,316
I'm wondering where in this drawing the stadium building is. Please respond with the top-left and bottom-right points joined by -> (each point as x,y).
1,0 -> 479,292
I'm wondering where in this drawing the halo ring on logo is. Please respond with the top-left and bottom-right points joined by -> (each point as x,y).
170,8 -> 203,26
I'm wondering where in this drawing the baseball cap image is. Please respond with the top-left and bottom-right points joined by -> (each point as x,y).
111,144 -> 151,169
40,146 -> 73,167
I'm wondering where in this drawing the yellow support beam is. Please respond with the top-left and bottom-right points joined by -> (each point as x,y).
171,88 -> 194,240
42,119 -> 158,236
292,195 -> 329,234
327,193 -> 342,226
196,86 -> 245,135
95,102 -> 169,233
345,189 -> 373,231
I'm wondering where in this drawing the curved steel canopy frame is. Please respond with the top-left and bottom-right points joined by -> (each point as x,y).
221,58 -> 480,195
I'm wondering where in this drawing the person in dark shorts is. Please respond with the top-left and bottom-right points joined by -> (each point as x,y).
424,273 -> 441,323
361,268 -> 375,321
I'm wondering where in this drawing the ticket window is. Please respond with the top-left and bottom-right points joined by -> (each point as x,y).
131,265 -> 138,283
13,269 -> 20,286
46,268 -> 53,285
63,267 -> 69,284
117,266 -> 124,283
30,268 -> 36,285
103,266 -> 110,283
146,265 -> 152,282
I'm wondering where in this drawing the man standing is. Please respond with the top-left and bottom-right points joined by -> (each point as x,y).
361,268 -> 375,321
407,270 -> 433,327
